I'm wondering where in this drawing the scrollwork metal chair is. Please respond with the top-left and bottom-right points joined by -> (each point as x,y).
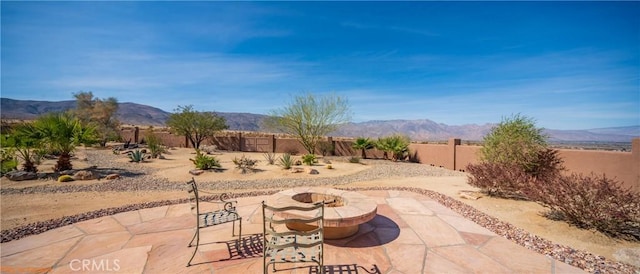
186,178 -> 242,266
262,201 -> 324,273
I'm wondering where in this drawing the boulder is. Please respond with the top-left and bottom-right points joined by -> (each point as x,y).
59,170 -> 75,175
307,168 -> 319,175
5,171 -> 38,181
105,174 -> 120,180
73,170 -> 96,180
290,167 -> 304,173
189,169 -> 205,176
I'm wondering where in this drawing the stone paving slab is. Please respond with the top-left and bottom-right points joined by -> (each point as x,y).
0,190 -> 586,273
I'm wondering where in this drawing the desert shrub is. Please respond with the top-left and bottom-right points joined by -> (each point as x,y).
523,173 -> 640,241
466,162 -> 531,199
0,147 -> 17,175
278,153 -> 294,170
318,141 -> 335,157
467,148 -> 565,198
58,174 -> 74,182
263,152 -> 277,165
145,130 -> 166,159
302,154 -> 317,166
349,156 -> 361,163
326,164 -> 333,169
128,149 -> 146,163
233,155 -> 258,171
527,148 -> 565,180
480,114 -> 547,172
190,149 -> 221,170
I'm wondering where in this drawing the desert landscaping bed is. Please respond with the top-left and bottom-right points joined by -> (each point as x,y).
1,148 -> 639,273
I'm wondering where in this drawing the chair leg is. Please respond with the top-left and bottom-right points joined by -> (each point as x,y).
237,219 -> 243,255
188,227 -> 197,247
187,228 -> 200,266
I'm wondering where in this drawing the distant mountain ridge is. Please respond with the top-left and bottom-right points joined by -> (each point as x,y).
1,98 -> 638,142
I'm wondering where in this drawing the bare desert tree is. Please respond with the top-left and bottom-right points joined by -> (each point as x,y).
263,93 -> 351,154
166,105 -> 228,149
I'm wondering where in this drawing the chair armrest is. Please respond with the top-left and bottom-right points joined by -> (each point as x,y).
199,193 -> 238,211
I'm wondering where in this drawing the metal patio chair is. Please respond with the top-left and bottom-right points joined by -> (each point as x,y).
186,178 -> 242,266
262,201 -> 324,273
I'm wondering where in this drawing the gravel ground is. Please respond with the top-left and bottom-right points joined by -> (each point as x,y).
1,150 -> 638,274
1,151 -> 465,194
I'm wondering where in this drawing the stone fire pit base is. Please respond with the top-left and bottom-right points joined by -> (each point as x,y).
267,187 -> 378,239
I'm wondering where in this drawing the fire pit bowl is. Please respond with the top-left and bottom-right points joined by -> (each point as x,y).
267,187 -> 378,239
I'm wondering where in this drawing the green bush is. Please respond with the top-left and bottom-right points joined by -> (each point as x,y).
302,154 -> 317,166
278,153 -> 294,170
480,114 -> 547,173
348,156 -> 361,164
145,130 -> 166,158
58,175 -> 74,182
190,149 -> 221,170
1,147 -> 17,175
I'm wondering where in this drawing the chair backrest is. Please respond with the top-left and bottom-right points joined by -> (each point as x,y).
186,177 -> 200,215
262,201 -> 324,245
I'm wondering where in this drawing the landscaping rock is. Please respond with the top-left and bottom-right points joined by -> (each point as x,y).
307,168 -> 319,175
189,169 -> 205,176
4,171 -> 38,181
59,170 -> 75,175
73,170 -> 96,180
105,174 -> 120,180
291,167 -> 304,173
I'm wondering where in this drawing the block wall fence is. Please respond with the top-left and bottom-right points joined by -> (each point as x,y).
120,127 -> 640,192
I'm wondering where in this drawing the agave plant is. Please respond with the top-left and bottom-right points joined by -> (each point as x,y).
129,149 -> 146,163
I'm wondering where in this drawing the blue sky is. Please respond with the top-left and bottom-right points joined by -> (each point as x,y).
1,1 -> 638,130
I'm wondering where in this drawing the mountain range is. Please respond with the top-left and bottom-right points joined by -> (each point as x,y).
1,98 -> 638,142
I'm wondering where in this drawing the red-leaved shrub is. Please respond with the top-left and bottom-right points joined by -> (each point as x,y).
466,162 -> 532,199
523,173 -> 640,241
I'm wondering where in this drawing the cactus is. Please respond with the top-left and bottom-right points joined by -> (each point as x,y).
58,174 -> 74,182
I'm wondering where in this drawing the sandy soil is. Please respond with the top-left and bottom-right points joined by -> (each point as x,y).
1,147 -> 639,268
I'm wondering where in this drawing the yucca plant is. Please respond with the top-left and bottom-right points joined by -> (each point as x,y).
263,152 -> 277,165
278,153 -> 294,170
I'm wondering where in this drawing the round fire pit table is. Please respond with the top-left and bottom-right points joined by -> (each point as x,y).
267,187 -> 378,239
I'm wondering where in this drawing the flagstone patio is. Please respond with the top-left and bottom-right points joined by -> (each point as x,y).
0,190 -> 585,273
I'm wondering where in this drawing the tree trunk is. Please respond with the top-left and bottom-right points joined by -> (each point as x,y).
55,153 -> 73,171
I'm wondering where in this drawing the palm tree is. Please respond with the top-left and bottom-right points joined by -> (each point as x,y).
352,137 -> 375,159
7,123 -> 41,172
376,135 -> 410,161
31,112 -> 97,171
